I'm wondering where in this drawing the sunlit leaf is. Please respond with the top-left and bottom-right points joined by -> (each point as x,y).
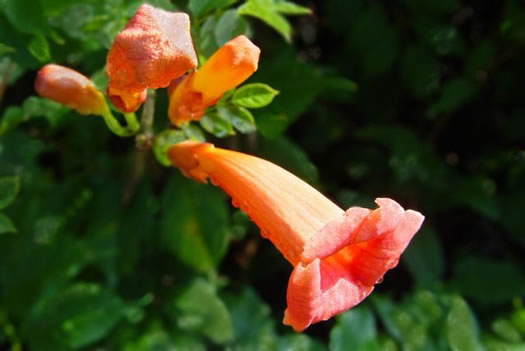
232,83 -> 279,109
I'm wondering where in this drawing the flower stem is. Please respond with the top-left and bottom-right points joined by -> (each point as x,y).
136,89 -> 156,150
101,109 -> 140,137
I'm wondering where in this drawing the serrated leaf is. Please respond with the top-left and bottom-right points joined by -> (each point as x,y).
4,0 -> 47,35
23,283 -> 125,350
238,0 -> 292,41
152,129 -> 186,167
160,174 -> 229,272
28,35 -> 51,62
232,83 -> 280,108
215,9 -> 250,46
200,111 -> 235,137
274,1 -> 312,15
446,296 -> 484,351
0,213 -> 16,234
0,176 -> 20,210
174,279 -> 233,343
218,105 -> 256,134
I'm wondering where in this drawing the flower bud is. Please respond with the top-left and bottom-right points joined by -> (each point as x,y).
35,64 -> 108,116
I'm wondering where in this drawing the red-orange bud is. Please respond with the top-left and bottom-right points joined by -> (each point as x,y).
107,86 -> 147,113
168,35 -> 260,126
35,64 -> 108,116
106,4 -> 198,95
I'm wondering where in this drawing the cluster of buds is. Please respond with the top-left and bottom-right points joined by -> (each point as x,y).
35,4 -> 260,134
33,3 -> 424,332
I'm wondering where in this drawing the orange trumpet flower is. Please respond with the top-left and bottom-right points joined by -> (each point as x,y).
35,64 -> 109,116
168,141 -> 425,332
106,4 -> 198,111
168,35 -> 260,126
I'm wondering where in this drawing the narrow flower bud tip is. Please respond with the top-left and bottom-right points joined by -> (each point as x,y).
168,141 -> 425,332
35,64 -> 108,116
168,35 -> 260,126
107,4 -> 198,94
107,86 -> 147,113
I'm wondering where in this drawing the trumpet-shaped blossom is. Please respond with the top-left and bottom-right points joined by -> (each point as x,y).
168,35 -> 260,126
168,141 -> 424,332
106,4 -> 198,111
35,64 -> 109,116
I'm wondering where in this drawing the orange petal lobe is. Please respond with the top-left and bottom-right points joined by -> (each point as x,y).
168,35 -> 260,126
284,202 -> 424,331
107,86 -> 147,113
35,64 -> 108,116
106,4 -> 197,94
168,141 -> 343,264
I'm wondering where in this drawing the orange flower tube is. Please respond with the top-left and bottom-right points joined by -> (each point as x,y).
107,4 -> 198,112
35,64 -> 109,116
168,141 -> 424,332
168,35 -> 260,126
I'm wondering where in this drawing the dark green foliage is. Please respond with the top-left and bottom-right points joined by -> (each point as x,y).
1,0 -> 524,349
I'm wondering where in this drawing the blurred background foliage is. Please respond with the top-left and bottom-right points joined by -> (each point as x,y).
1,0 -> 525,350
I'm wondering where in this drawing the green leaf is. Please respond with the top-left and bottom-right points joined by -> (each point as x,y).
451,257 -> 525,303
257,137 -> 319,184
0,42 -> 16,55
28,35 -> 51,62
0,106 -> 24,135
446,296 -> 484,351
278,334 -> 326,351
274,1 -> 312,15
181,123 -> 206,141
428,77 -> 478,117
0,175 -> 20,210
0,213 -> 16,234
174,279 -> 233,343
348,6 -> 399,78
152,129 -> 186,167
492,318 -> 522,343
330,306 -> 381,351
200,111 -> 235,137
224,288 -> 277,350
188,0 -> 237,18
255,111 -> 289,138
401,46 -> 439,99
402,227 -> 444,287
198,15 -> 220,58
238,0 -> 292,41
218,105 -> 256,134
215,9 -> 250,46
161,174 -> 229,272
23,283 -> 125,350
232,83 -> 280,108
4,0 -> 47,35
